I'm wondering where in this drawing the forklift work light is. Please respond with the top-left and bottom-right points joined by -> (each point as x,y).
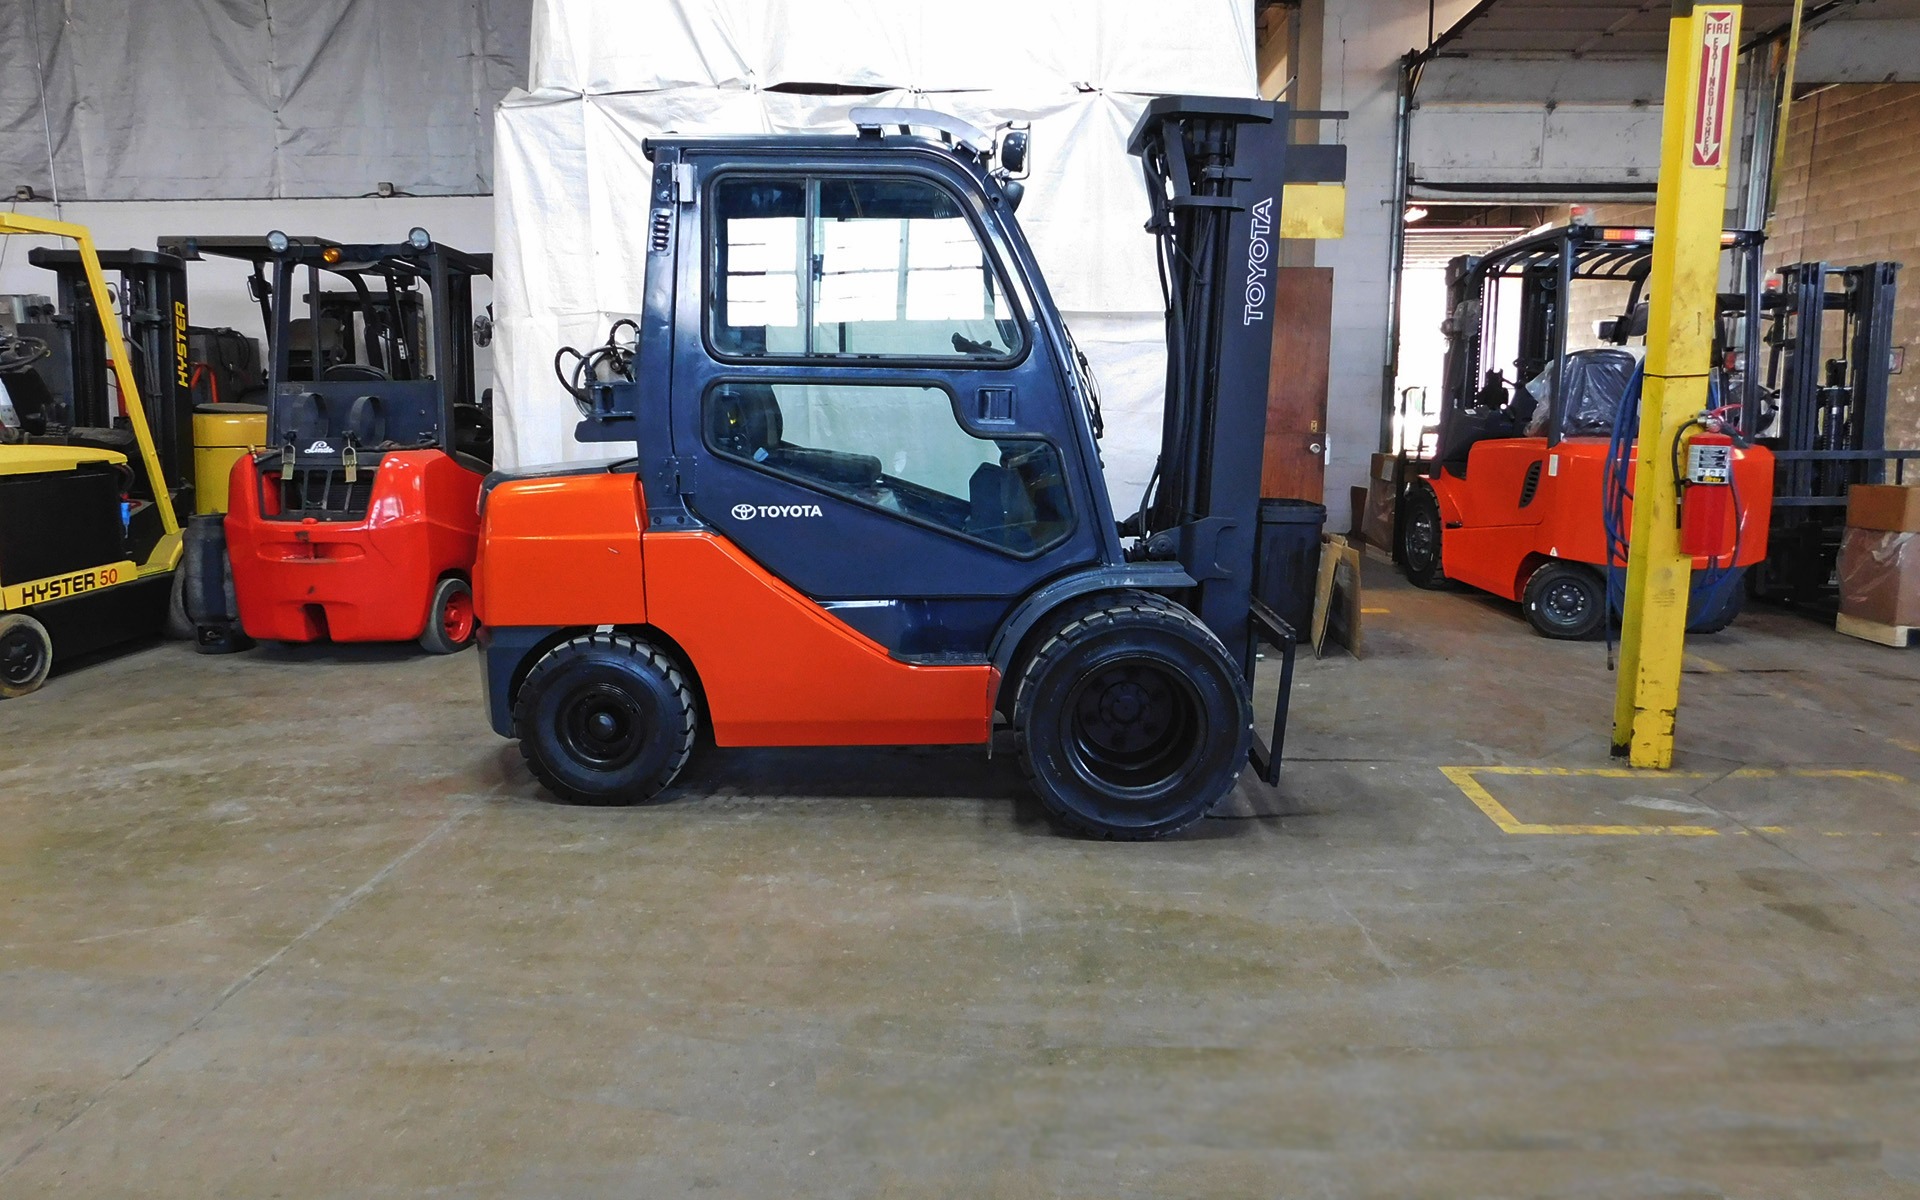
408,227 -> 432,250
265,229 -> 290,254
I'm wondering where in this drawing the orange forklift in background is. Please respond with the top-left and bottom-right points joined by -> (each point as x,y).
174,231 -> 494,654
1398,224 -> 1774,639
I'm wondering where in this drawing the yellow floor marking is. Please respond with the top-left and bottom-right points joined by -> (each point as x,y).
1440,765 -> 1919,838
1686,653 -> 1730,673
1361,607 -> 1390,614
1439,766 -> 1720,837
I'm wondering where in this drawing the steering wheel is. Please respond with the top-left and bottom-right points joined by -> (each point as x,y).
324,362 -> 389,383
0,334 -> 49,372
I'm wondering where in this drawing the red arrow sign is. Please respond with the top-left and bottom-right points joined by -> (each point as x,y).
1691,9 -> 1737,168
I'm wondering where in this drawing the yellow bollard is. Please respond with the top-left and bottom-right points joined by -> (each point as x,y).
1612,3 -> 1743,768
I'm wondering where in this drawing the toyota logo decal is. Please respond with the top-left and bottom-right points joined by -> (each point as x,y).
731,503 -> 757,520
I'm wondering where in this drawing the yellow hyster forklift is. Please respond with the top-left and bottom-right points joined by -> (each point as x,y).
0,215 -> 257,696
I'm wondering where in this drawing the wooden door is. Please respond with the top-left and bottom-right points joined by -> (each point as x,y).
1261,267 -> 1334,501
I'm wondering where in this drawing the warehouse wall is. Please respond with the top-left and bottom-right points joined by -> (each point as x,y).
1768,83 -> 1920,451
0,0 -> 529,201
1308,0 -> 1479,503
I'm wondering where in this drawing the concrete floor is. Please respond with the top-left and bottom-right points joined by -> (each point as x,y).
2,565 -> 1918,1198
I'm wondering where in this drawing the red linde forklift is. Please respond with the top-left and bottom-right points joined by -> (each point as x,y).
472,99 -> 1347,838
174,232 -> 495,655
1397,223 -> 1776,639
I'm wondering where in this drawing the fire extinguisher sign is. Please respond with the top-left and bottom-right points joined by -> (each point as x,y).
1691,9 -> 1738,168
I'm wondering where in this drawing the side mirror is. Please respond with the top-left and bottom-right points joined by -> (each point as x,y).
996,124 -> 1030,179
473,313 -> 493,347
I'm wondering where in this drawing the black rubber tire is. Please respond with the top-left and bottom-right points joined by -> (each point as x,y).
512,632 -> 697,805
1688,577 -> 1746,634
418,576 -> 477,655
0,612 -> 54,699
1012,591 -> 1252,840
165,570 -> 193,640
1523,560 -> 1608,640
1400,484 -> 1448,589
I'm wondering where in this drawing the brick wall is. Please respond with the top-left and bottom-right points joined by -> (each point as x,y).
1770,84 -> 1920,450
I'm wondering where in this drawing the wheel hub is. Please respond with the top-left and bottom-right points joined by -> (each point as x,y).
2,630 -> 43,685
440,590 -> 475,643
559,683 -> 646,769
1546,581 -> 1588,620
1064,658 -> 1201,790
1405,510 -> 1436,565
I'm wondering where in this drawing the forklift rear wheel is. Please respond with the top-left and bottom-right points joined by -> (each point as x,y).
513,632 -> 697,805
0,613 -> 54,699
1523,561 -> 1607,640
1687,578 -> 1746,634
1400,485 -> 1448,589
419,577 -> 477,654
166,570 -> 193,640
1013,592 -> 1252,840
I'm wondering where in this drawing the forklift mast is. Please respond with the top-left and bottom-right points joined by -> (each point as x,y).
1127,98 -> 1348,669
1754,259 -> 1918,601
25,248 -> 195,510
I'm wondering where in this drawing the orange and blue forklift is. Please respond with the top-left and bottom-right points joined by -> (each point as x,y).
473,99 -> 1347,838
1397,223 -> 1775,639
172,232 -> 495,655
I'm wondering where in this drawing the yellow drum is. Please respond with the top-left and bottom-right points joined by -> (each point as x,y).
191,402 -> 267,514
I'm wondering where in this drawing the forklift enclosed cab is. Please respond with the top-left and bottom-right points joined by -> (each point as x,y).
180,233 -> 495,651
1403,224 -> 1775,638
475,100 -> 1346,838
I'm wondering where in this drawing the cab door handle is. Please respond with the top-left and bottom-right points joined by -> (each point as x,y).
978,387 -> 1014,423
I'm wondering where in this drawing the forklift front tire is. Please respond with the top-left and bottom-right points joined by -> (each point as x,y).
0,613 -> 54,699
1400,485 -> 1448,589
1012,592 -> 1252,840
512,632 -> 697,805
1523,561 -> 1607,640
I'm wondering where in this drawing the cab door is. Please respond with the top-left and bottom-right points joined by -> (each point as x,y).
668,160 -> 1107,658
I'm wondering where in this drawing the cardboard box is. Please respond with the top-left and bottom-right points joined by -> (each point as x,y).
1837,527 -> 1920,627
1845,484 -> 1920,534
1361,452 -> 1400,553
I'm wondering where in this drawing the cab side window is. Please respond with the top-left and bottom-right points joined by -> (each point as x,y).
705,381 -> 1069,555
710,175 -> 1022,362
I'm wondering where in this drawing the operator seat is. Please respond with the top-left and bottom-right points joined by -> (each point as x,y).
286,318 -> 345,381
708,382 -> 784,460
964,463 -> 1039,552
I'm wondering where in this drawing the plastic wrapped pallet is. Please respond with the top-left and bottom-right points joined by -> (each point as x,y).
492,0 -> 1260,505
1837,528 -> 1920,629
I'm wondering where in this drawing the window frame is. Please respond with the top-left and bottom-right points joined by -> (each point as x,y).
702,166 -> 1033,371
699,374 -> 1075,560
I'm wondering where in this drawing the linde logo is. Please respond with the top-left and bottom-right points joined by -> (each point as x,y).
1242,196 -> 1275,326
307,439 -> 335,453
731,502 -> 824,521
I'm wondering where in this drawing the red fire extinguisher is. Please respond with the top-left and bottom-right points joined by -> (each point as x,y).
1680,429 -> 1736,560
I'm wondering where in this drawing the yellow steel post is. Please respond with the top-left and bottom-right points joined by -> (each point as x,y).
1612,2 -> 1742,767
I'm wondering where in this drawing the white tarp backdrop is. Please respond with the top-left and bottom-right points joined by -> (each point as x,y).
494,0 -> 1259,504
0,0 -> 529,200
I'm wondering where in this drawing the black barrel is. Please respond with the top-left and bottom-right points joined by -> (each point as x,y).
1254,498 -> 1326,634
